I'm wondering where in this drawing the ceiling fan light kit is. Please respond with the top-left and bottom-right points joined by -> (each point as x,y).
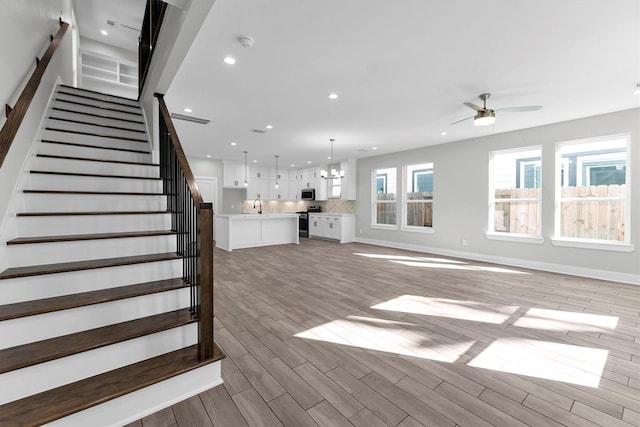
474,110 -> 495,126
451,92 -> 541,127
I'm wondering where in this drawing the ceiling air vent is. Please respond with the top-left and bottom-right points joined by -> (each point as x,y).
357,148 -> 370,152
170,113 -> 210,125
251,129 -> 266,134
107,19 -> 117,27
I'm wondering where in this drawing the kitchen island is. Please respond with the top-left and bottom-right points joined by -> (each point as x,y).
215,214 -> 299,251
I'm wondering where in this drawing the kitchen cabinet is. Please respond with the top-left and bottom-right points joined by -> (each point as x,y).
247,177 -> 270,200
308,214 -> 355,243
302,166 -> 328,201
223,161 -> 246,188
340,158 -> 357,200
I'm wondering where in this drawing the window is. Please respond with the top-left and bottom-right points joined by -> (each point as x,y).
556,135 -> 630,244
403,162 -> 433,230
373,167 -> 397,226
489,147 -> 542,237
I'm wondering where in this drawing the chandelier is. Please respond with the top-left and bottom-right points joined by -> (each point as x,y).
320,138 -> 344,179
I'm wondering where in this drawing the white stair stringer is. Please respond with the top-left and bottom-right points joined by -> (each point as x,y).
0,259 -> 182,306
0,323 -> 198,405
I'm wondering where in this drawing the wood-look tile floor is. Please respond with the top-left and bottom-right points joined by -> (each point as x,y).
127,239 -> 640,427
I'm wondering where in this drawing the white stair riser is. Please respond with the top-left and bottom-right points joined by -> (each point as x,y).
47,119 -> 148,142
46,362 -> 222,427
56,87 -> 140,107
7,235 -> 176,267
32,157 -> 158,178
23,193 -> 166,212
15,213 -> 171,237
0,260 -> 182,305
55,93 -> 142,115
0,324 -> 197,405
38,142 -> 152,163
28,173 -> 163,192
42,129 -> 149,152
0,287 -> 190,350
49,109 -> 146,132
52,100 -> 144,123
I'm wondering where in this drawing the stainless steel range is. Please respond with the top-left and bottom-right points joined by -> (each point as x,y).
297,205 -> 321,237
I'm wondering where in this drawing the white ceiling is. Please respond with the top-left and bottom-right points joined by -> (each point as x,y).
73,0 -> 146,52
78,0 -> 640,169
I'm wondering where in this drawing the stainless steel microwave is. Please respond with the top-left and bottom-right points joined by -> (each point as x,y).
301,188 -> 315,200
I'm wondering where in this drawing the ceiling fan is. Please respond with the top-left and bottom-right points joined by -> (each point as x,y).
451,93 -> 542,126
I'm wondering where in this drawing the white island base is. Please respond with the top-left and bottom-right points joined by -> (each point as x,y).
215,214 -> 299,251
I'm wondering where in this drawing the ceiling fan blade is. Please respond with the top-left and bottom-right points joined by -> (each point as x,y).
450,115 -> 474,125
494,105 -> 542,113
464,102 -> 484,112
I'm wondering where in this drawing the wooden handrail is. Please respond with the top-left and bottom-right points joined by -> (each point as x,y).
0,19 -> 68,168
155,92 -> 214,360
154,93 -> 204,205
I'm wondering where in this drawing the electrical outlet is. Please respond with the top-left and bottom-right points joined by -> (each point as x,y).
461,239 -> 468,246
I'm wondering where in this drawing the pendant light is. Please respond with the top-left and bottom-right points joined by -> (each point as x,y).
243,150 -> 248,187
274,155 -> 279,189
320,138 -> 344,179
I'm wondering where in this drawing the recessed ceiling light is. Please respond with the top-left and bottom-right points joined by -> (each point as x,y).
253,160 -> 257,163
101,30 -> 108,36
307,161 -> 312,164
290,164 -> 295,167
265,125 -> 273,129
328,93 -> 338,100
372,147 -> 378,150
206,154 -> 212,158
184,108 -> 192,113
441,131 -> 447,136
230,142 -> 237,146
223,56 -> 236,65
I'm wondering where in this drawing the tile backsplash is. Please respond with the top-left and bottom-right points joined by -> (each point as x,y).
242,199 -> 356,214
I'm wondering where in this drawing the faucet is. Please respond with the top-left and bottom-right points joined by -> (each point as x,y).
253,199 -> 262,214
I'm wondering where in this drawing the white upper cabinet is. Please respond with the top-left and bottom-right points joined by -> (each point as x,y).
222,161 -> 246,188
340,158 -> 357,200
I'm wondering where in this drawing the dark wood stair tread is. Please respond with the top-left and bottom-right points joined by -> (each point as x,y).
48,116 -> 146,133
30,170 -> 161,180
0,343 -> 224,426
7,230 -> 176,245
24,189 -> 164,196
16,210 -> 170,217
58,87 -> 141,108
0,252 -> 180,280
45,127 -> 147,143
59,84 -> 139,104
0,309 -> 196,374
54,98 -> 143,117
51,106 -> 144,125
36,153 -> 158,167
41,139 -> 150,154
0,278 -> 185,321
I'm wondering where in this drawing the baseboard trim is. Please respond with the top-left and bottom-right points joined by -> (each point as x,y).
44,361 -> 223,427
354,237 -> 640,286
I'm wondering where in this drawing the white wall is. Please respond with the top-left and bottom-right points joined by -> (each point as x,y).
356,108 -> 640,284
0,0 -> 76,266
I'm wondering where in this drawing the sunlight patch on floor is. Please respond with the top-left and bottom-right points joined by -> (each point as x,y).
390,260 -> 529,274
514,308 -> 619,332
467,338 -> 609,387
371,295 -> 520,324
295,315 -> 475,363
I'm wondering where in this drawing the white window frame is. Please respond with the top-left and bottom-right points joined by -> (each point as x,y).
372,166 -> 398,230
552,133 -> 633,252
487,146 -> 543,243
401,162 -> 434,233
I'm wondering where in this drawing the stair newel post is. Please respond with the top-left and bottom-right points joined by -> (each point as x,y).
197,203 -> 214,359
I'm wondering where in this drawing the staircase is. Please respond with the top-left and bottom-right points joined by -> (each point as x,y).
0,85 -> 223,426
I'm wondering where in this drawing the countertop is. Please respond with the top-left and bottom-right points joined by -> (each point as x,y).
217,213 -> 299,219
